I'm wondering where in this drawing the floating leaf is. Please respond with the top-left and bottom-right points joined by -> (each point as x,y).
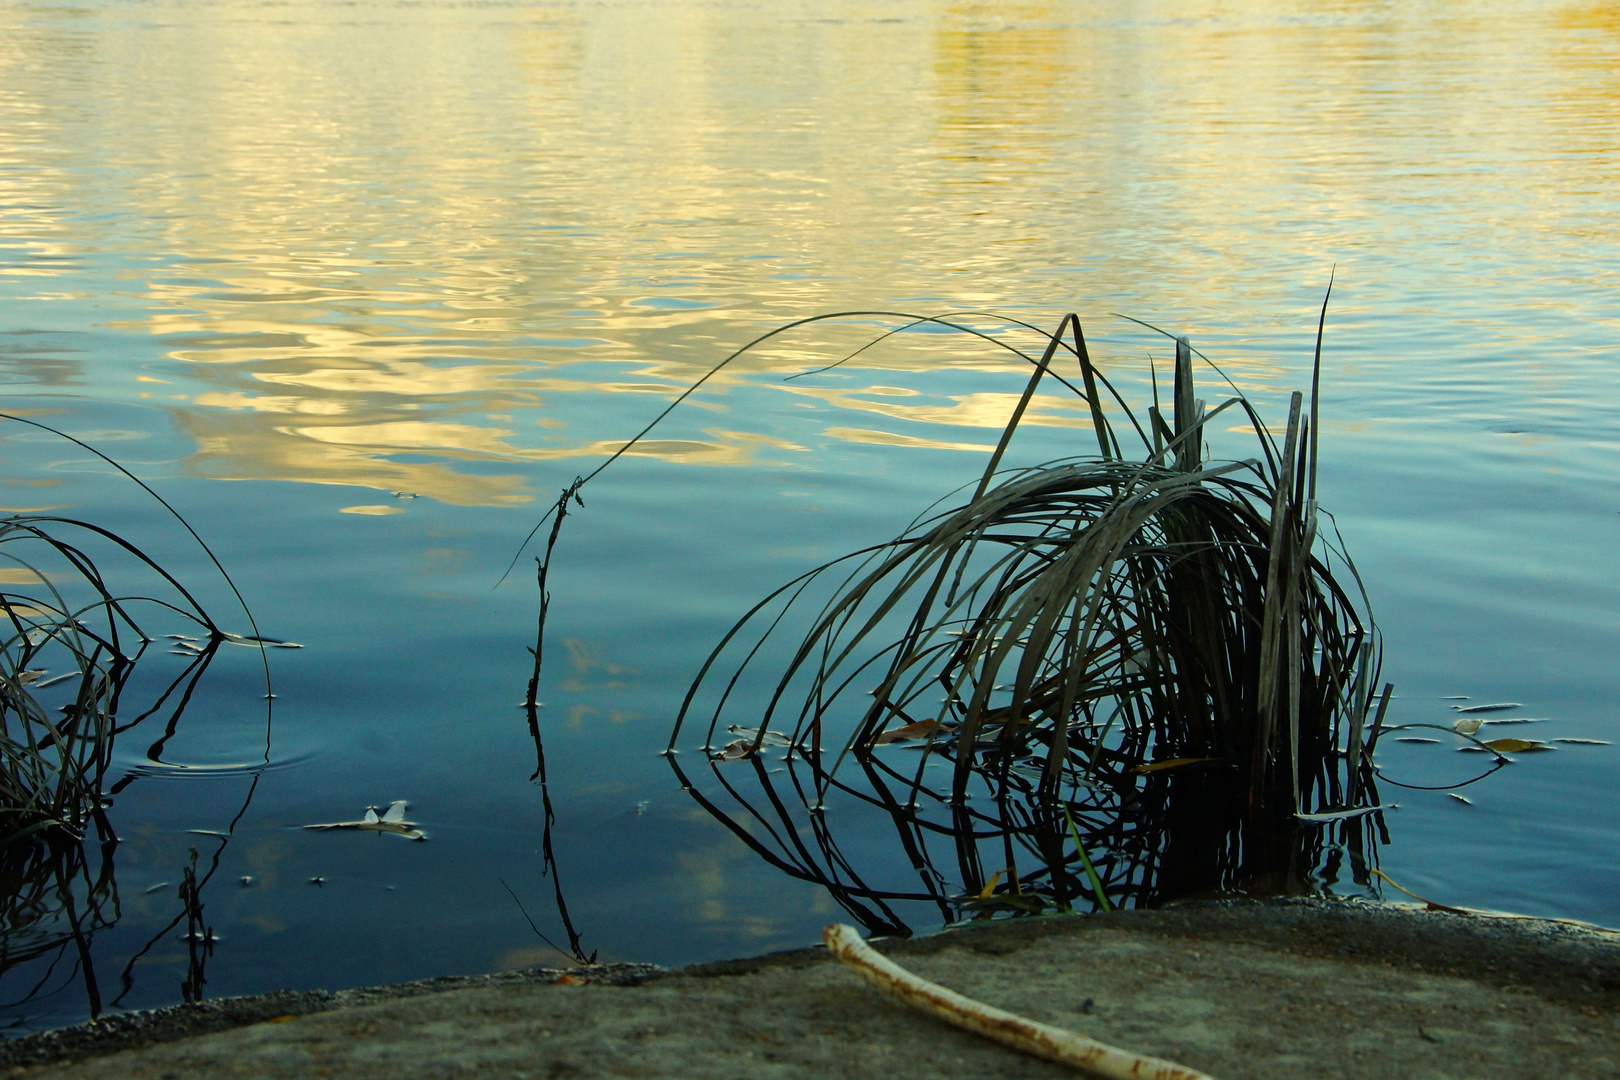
1482,737 -> 1552,753
714,738 -> 759,761
305,800 -> 425,840
1452,702 -> 1521,714
222,631 -> 303,649
1452,718 -> 1483,736
1456,737 -> 1553,754
1446,793 -> 1472,805
1296,804 -> 1397,823
1395,737 -> 1441,744
872,718 -> 943,745
1552,738 -> 1610,746
724,725 -> 793,747
1481,716 -> 1543,726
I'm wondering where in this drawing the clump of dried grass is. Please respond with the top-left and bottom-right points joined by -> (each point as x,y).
668,304 -> 1392,927
1,516 -> 220,847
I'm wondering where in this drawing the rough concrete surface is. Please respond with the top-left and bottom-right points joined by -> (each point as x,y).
4,899 -> 1617,1079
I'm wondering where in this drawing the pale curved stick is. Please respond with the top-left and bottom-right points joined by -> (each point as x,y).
823,924 -> 1215,1080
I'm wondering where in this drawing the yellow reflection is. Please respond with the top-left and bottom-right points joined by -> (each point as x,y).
193,393 -> 347,416
0,568 -> 58,584
1558,4 -> 1620,32
823,427 -> 991,452
296,422 -> 522,458
786,384 -> 1088,431
5,0 -> 1606,511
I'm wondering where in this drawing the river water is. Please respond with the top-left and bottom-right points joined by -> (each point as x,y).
1,0 -> 1616,1032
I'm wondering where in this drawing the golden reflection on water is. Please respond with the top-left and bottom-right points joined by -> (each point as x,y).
1,1 -> 1615,504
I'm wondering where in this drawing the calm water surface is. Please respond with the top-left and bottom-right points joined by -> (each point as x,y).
1,0 -> 1617,1032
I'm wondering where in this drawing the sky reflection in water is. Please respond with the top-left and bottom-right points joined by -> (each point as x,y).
0,0 -> 1617,1033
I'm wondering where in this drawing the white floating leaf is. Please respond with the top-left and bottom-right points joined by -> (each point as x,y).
724,725 -> 793,747
1296,804 -> 1397,823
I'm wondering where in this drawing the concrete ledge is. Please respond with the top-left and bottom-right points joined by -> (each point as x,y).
5,898 -> 1617,1079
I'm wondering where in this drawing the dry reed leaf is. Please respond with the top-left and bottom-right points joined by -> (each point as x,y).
1369,868 -> 1468,914
1131,756 -> 1223,775
977,870 -> 1005,900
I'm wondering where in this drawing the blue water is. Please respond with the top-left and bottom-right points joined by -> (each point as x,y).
1,0 -> 1617,1033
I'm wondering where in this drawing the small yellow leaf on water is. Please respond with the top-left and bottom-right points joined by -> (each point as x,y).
1482,738 -> 1551,753
340,505 -> 405,515
1453,718 -> 1483,735
268,1015 -> 298,1024
1132,756 -> 1224,774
